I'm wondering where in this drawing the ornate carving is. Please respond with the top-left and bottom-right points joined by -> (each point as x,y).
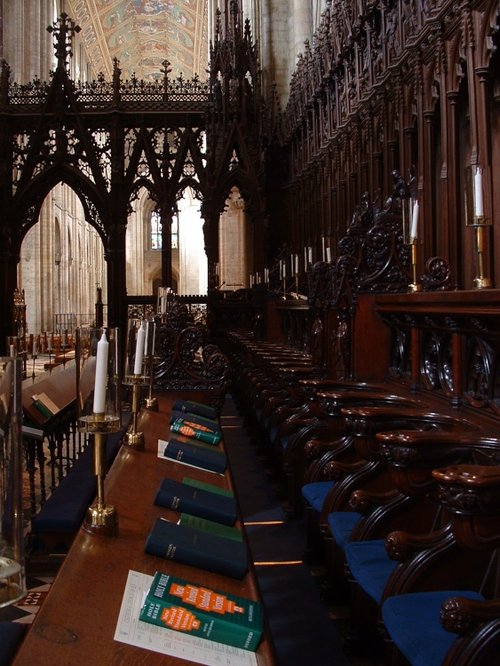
154,301 -> 230,393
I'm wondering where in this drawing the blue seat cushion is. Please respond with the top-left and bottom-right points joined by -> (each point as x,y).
382,590 -> 484,666
32,470 -> 96,531
301,481 -> 334,512
327,511 -> 363,550
0,622 -> 26,665
344,539 -> 398,602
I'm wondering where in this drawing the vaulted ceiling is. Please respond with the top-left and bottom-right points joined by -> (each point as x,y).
66,0 -> 209,82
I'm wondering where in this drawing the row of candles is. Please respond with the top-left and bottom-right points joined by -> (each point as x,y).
247,243 -> 331,287
9,330 -> 72,358
92,318 -> 156,414
251,165 -> 486,289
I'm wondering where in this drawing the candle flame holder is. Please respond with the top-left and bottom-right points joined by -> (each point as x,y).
79,413 -> 121,536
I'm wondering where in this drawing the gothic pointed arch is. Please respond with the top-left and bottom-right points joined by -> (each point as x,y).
12,164 -> 107,252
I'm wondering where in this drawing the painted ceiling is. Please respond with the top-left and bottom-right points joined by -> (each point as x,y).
66,0 -> 208,82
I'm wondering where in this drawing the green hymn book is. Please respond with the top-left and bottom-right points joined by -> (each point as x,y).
139,571 -> 263,651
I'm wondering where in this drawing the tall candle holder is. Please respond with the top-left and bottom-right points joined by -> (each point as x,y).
467,165 -> 492,289
0,357 -> 26,606
122,318 -> 148,448
470,217 -> 492,289
77,327 -> 121,536
143,318 -> 158,412
408,239 -> 422,293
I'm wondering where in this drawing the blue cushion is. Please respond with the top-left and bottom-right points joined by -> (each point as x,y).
382,590 -> 485,666
0,622 -> 25,665
32,428 -> 124,533
302,481 -> 334,512
344,539 -> 398,602
327,511 -> 362,550
32,470 -> 96,531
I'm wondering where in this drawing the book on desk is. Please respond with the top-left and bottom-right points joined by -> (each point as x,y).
172,399 -> 220,421
170,417 -> 222,445
139,571 -> 263,652
145,517 -> 248,579
159,437 -> 227,474
154,477 -> 237,526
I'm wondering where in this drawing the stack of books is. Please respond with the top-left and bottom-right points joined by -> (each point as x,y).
160,399 -> 226,473
139,571 -> 263,651
147,476 -> 247,579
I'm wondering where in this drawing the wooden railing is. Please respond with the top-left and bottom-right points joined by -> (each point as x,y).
375,290 -> 500,421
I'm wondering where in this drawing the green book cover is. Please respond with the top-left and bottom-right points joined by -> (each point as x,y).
31,397 -> 53,419
182,476 -> 234,498
179,513 -> 243,542
171,418 -> 222,445
139,571 -> 263,651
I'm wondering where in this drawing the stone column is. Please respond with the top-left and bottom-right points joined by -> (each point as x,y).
292,0 -> 312,63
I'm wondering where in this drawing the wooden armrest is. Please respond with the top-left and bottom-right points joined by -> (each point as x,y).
277,415 -> 317,436
433,464 -> 500,487
385,526 -> 451,561
441,596 -> 500,635
324,458 -> 368,480
378,430 -> 494,466
349,488 -> 400,513
304,437 -> 343,460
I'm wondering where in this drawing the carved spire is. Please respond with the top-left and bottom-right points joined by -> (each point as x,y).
47,12 -> 81,72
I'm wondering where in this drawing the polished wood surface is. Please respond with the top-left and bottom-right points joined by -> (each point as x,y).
14,393 -> 276,665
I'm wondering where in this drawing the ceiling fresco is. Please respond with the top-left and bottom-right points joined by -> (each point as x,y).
66,0 -> 208,82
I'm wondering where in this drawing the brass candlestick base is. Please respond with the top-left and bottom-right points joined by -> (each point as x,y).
79,417 -> 120,537
122,376 -> 147,449
471,217 -> 492,290
84,502 -> 118,537
408,240 -> 422,293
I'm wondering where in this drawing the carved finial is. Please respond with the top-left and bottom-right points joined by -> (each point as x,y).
47,13 -> 81,71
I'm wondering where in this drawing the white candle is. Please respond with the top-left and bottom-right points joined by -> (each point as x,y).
144,321 -> 150,357
9,344 -> 15,357
474,167 -> 484,217
134,321 -> 146,375
326,246 -> 332,262
304,247 -> 308,267
294,254 -> 299,275
93,331 -> 109,414
410,200 -> 419,239
308,246 -> 313,264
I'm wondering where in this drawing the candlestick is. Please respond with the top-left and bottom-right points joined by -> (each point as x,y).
93,331 -> 109,414
326,246 -> 332,263
472,224 -> 492,289
78,326 -> 121,537
408,240 -> 422,292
